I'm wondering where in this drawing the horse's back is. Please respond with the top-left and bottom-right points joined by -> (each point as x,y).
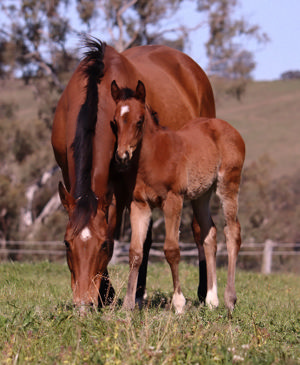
123,45 -> 216,128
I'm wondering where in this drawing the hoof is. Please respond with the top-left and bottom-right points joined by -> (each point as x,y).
172,292 -> 186,314
122,296 -> 136,310
135,290 -> 147,309
224,288 -> 237,311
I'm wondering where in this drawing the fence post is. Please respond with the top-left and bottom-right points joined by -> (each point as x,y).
261,240 -> 275,274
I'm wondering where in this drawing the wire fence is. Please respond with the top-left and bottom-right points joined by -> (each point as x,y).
1,240 -> 300,273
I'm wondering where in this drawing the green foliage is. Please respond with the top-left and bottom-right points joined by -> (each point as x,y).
0,262 -> 299,364
199,0 -> 268,78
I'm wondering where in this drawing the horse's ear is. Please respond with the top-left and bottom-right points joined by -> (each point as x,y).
136,80 -> 146,103
111,80 -> 120,103
58,182 -> 75,212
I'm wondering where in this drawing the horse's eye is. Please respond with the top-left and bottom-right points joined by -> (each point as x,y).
64,240 -> 70,250
137,119 -> 144,129
101,240 -> 108,251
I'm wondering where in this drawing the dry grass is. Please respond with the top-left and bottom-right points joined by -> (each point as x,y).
213,79 -> 300,178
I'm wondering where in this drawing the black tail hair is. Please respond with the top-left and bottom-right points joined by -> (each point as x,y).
71,36 -> 106,234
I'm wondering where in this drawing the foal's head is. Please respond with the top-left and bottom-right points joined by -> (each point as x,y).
110,80 -> 146,165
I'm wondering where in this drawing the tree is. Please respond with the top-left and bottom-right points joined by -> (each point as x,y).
198,0 -> 268,78
1,0 -> 268,95
0,0 -> 269,242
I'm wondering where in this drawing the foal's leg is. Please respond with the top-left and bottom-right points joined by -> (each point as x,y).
217,174 -> 242,311
123,200 -> 151,310
163,193 -> 185,314
192,193 -> 219,308
191,216 -> 207,303
136,219 -> 153,306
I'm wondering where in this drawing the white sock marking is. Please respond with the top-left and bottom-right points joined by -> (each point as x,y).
120,105 -> 130,116
206,283 -> 219,308
172,292 -> 186,314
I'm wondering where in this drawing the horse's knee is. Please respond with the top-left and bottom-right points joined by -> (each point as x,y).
129,248 -> 143,269
203,225 -> 217,253
164,246 -> 180,265
224,220 -> 241,250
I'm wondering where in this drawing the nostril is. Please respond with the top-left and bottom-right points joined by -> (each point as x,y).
116,150 -> 129,164
124,151 -> 129,161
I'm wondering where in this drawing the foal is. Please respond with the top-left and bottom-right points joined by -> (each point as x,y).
111,80 -> 245,313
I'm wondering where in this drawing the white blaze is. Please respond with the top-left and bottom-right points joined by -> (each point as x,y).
80,227 -> 92,241
120,105 -> 130,116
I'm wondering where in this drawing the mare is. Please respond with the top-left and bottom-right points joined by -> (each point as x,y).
110,80 -> 245,313
51,37 -> 216,310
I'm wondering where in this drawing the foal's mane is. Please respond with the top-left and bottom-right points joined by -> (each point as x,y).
71,36 -> 106,234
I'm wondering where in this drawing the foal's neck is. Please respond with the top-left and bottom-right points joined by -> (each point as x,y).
140,108 -> 176,162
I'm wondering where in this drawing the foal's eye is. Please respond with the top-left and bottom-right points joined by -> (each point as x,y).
64,240 -> 70,250
136,118 -> 144,129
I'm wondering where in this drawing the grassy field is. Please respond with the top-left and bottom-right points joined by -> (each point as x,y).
0,261 -> 299,364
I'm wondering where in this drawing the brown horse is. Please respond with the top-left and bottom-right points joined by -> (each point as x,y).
51,37 -> 215,310
111,80 -> 245,313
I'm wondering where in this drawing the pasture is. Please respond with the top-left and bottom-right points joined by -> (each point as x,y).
0,261 -> 299,364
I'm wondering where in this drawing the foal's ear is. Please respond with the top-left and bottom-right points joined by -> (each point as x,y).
136,80 -> 146,103
58,182 -> 75,212
111,80 -> 120,103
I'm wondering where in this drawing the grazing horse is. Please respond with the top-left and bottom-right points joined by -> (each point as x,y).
51,37 -> 216,310
110,80 -> 245,313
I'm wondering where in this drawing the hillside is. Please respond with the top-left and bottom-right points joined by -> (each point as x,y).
0,78 -> 299,244
1,78 -> 299,178
213,79 -> 300,178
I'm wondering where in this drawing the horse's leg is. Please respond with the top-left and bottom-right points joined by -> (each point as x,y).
136,218 -> 153,306
217,174 -> 242,311
191,215 -> 207,303
96,195 -> 118,308
191,192 -> 219,308
163,193 -> 185,314
123,200 -> 151,310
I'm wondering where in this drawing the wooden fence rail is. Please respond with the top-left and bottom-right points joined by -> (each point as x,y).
1,240 -> 300,273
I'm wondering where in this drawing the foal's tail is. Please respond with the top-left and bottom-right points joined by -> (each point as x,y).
71,36 -> 106,233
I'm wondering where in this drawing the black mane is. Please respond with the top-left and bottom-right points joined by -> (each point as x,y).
71,36 -> 106,233
118,87 -> 135,100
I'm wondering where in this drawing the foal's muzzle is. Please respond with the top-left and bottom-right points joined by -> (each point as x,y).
115,150 -> 130,165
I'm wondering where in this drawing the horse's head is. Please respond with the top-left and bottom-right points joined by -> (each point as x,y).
58,182 -> 113,312
110,80 -> 146,166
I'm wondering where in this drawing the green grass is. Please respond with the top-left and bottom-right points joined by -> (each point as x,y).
0,262 -> 299,364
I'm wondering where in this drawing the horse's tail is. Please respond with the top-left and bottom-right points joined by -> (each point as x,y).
71,36 -> 106,234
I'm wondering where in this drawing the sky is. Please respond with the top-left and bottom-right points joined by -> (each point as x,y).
62,0 -> 300,81
1,0 -> 299,81
184,0 -> 300,80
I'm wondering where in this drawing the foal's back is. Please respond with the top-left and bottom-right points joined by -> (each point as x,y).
167,117 -> 245,200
